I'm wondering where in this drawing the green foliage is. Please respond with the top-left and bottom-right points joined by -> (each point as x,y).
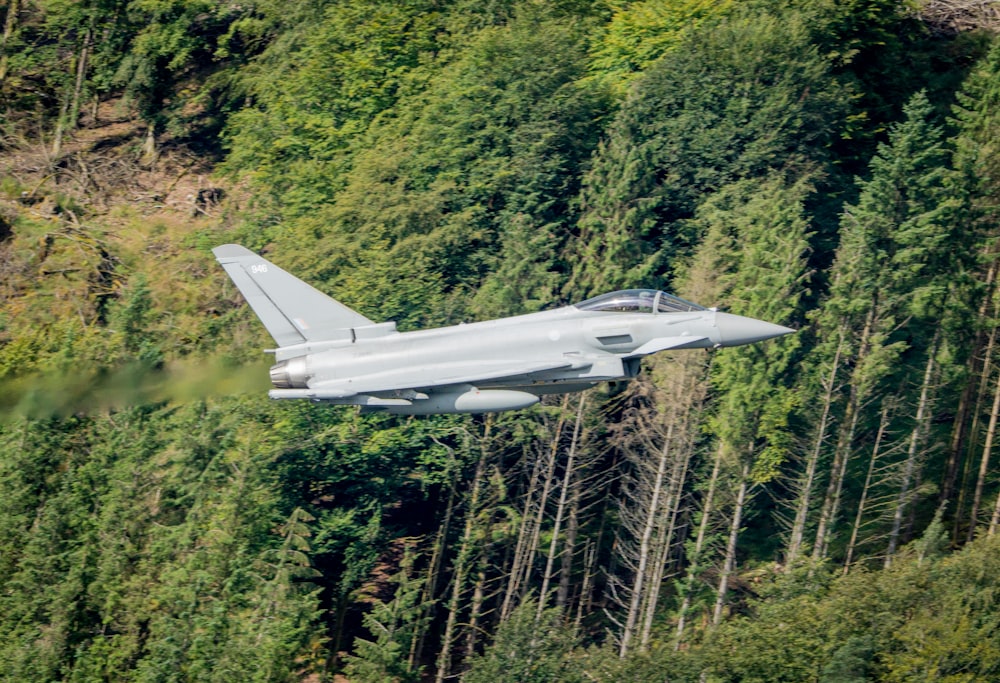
3,1 -> 1000,680
952,38 -> 1000,248
588,0 -> 734,91
808,88 -> 960,415
342,548 -> 426,683
0,402 -> 324,681
690,534 -> 1000,682
267,3 -> 608,323
691,172 -> 813,476
820,635 -> 874,683
223,0 -> 451,216
566,6 -> 846,294
111,273 -> 159,360
464,599 -> 583,683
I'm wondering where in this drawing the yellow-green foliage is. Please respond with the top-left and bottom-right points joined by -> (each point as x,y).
681,534 -> 1000,683
589,0 -> 734,91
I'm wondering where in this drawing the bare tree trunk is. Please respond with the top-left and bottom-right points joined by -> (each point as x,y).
538,394 -> 586,621
465,568 -> 486,659
500,441 -> 545,621
989,474 -> 1000,536
501,398 -> 568,620
886,341 -> 938,566
713,460 -> 750,627
435,425 -> 491,683
812,400 -> 861,562
619,418 -> 673,657
639,423 -> 693,651
0,0 -> 20,85
410,483 -> 456,668
675,444 -> 723,649
945,259 -> 999,507
954,310 -> 998,543
52,103 -> 69,158
575,538 -> 597,628
557,438 -> 582,610
968,364 -> 1000,542
814,313 -> 876,562
51,33 -> 91,158
843,403 -> 890,574
577,499 -> 613,629
69,30 -> 91,129
788,340 -> 842,564
142,125 -> 157,166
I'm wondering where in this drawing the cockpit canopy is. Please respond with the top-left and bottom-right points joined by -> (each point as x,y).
574,289 -> 707,314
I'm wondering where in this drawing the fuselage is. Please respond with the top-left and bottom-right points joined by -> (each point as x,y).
271,305 -> 723,399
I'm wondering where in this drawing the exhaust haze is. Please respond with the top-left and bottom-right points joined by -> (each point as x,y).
0,357 -> 272,420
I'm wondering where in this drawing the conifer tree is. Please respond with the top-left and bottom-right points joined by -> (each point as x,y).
693,172 -> 812,625
565,8 -> 844,295
946,40 -> 1000,542
803,90 -> 962,565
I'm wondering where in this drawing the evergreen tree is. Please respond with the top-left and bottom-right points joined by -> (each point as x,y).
343,548 -> 426,683
565,7 -> 845,295
464,599 -> 582,683
802,90 -> 963,565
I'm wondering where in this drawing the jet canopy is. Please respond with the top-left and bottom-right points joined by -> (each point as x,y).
574,289 -> 706,314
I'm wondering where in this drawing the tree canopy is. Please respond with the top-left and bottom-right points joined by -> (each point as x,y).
2,0 -> 1000,680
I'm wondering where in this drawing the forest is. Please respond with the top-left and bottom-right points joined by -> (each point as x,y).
3,0 -> 1000,680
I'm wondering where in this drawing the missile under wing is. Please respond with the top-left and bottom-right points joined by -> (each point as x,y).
213,245 -> 793,415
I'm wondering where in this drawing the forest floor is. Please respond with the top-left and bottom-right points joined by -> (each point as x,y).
1,99 -> 230,236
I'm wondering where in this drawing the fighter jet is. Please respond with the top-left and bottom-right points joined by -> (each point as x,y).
213,244 -> 793,415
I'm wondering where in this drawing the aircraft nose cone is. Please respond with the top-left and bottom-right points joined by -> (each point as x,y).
715,312 -> 795,347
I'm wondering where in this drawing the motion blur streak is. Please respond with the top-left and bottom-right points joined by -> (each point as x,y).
0,357 -> 272,420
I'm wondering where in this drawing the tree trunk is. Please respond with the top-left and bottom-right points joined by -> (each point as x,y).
575,538 -> 597,628
843,403 -> 890,574
435,424 -> 491,683
142,125 -> 157,166
989,474 -> 1000,536
501,398 -> 567,620
968,363 -> 1000,542
954,304 -> 999,542
69,30 -> 91,131
0,0 -> 20,85
410,482 -> 457,668
886,340 -> 938,566
619,418 -> 672,657
500,440 -> 545,621
465,568 -> 486,659
814,312 -> 876,562
537,394 -> 586,621
639,444 -> 689,651
713,460 -> 750,627
51,32 -> 91,158
788,339 -> 842,565
556,432 -> 582,610
945,258 -> 998,507
675,444 -> 723,649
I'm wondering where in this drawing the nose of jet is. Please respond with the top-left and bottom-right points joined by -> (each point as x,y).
715,312 -> 795,346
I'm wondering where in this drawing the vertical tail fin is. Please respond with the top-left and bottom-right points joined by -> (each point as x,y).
213,244 -> 374,347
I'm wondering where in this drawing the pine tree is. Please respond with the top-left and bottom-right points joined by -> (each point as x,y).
805,91 -> 963,565
565,8 -> 844,295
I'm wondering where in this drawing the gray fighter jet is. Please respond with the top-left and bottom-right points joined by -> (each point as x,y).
214,244 -> 793,415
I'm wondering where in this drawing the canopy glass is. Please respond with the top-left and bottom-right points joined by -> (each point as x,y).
574,289 -> 707,314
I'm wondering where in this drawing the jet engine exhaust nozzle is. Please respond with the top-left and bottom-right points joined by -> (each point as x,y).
270,358 -> 309,389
